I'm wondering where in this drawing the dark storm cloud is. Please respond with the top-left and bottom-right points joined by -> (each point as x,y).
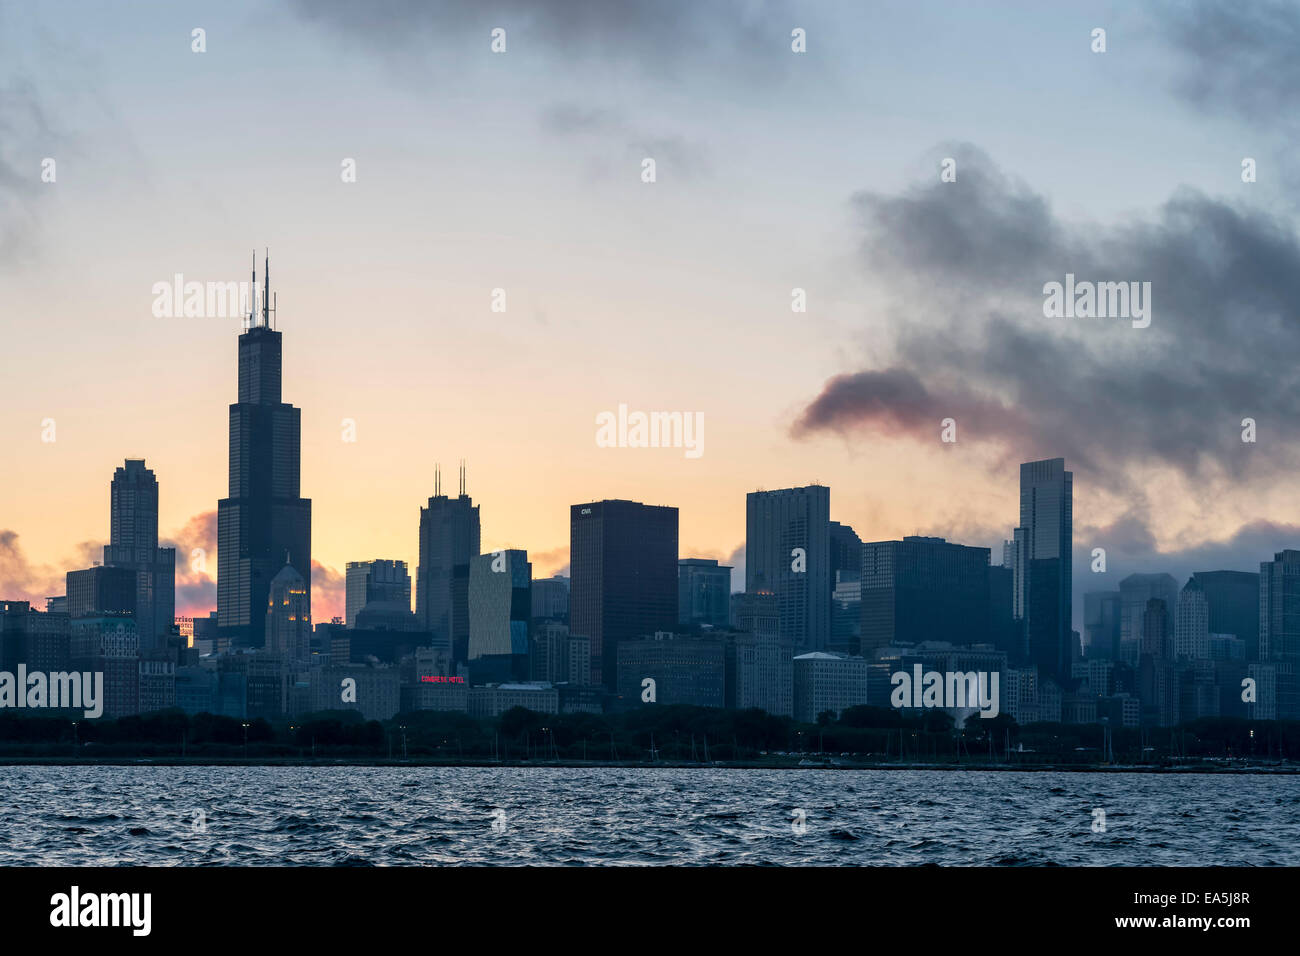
794,145 -> 1300,490
1161,0 -> 1300,122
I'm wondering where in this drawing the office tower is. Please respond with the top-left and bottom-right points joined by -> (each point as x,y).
530,574 -> 570,622
829,520 -> 862,587
1174,577 -> 1209,660
217,255 -> 311,649
265,562 -> 311,666
416,462 -> 480,665
102,459 -> 175,651
733,590 -> 779,639
830,575 -> 861,655
467,549 -> 531,682
745,485 -> 830,652
66,566 -> 136,620
616,632 -> 725,708
571,499 -> 678,689
1013,458 -> 1072,684
530,621 -> 591,686
988,565 -> 1018,658
859,536 -> 991,653
726,632 -> 795,717
1118,574 -> 1179,663
1191,570 -> 1260,661
1083,590 -> 1122,659
1141,598 -> 1171,658
792,651 -> 869,722
678,558 -> 732,629
1260,550 -> 1300,719
345,559 -> 412,627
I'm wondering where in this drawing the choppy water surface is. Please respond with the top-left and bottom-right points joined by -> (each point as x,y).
1,766 -> 1294,865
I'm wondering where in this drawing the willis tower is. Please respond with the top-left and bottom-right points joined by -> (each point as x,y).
217,253 -> 311,650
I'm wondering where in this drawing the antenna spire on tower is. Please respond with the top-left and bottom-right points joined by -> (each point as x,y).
262,249 -> 270,327
249,249 -> 257,327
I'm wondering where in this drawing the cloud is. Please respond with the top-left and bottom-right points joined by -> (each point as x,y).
539,103 -> 711,181
794,145 -> 1300,495
0,531 -> 101,605
527,545 -> 569,578
163,510 -> 218,616
311,560 -> 346,624
1161,0 -> 1300,123
0,77 -> 52,269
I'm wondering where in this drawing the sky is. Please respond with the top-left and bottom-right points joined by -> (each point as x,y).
3,0 -> 1300,630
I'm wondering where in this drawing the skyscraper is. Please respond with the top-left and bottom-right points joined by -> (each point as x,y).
416,462 -> 480,665
1191,570 -> 1260,661
103,459 -> 175,651
217,254 -> 311,650
859,536 -> 992,653
1118,573 -> 1179,663
1083,590 -> 1122,659
1174,577 -> 1209,660
1260,550 -> 1300,720
467,548 -> 531,682
745,485 -> 830,652
345,559 -> 412,627
677,558 -> 732,629
265,561 -> 311,666
1013,458 -> 1072,684
570,499 -> 678,689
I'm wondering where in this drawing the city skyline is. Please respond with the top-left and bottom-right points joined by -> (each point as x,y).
7,2 -> 1300,634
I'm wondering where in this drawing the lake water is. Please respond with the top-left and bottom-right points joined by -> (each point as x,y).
2,765 -> 1295,865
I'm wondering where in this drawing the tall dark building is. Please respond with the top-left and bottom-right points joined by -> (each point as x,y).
570,499 -> 678,689
745,485 -> 830,652
416,463 -> 480,664
829,520 -> 862,586
988,564 -> 1018,658
677,558 -> 732,629
1260,550 -> 1300,720
217,255 -> 311,650
1191,570 -> 1261,661
1012,458 -> 1072,684
66,566 -> 136,621
103,459 -> 175,651
859,536 -> 991,653
1083,590 -> 1122,659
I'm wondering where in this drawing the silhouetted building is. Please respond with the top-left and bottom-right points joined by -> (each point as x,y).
530,574 -> 569,622
66,566 -> 136,621
792,651 -> 868,722
70,616 -> 140,719
860,537 -> 991,652
828,520 -> 862,596
416,463 -> 480,665
1174,577 -> 1209,660
1118,574 -> 1178,665
102,459 -> 175,651
726,632 -> 794,717
345,559 -> 411,627
529,621 -> 590,686
217,257 -> 311,650
265,561 -> 311,667
988,565 -> 1018,658
571,499 -> 678,689
746,485 -> 830,652
1012,458 -> 1072,684
1260,550 -> 1300,719
1083,590 -> 1121,659
1192,570 -> 1260,661
617,632 -> 724,708
468,549 -> 531,683
678,558 -> 732,629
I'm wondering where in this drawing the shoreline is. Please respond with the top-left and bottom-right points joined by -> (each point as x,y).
0,757 -> 1295,774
